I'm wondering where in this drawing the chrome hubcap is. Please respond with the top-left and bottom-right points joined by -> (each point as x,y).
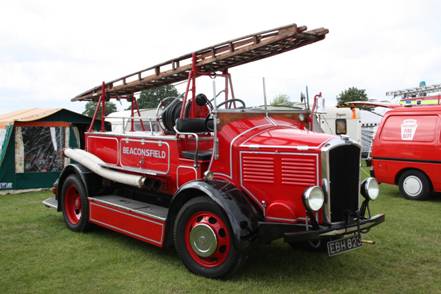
403,176 -> 422,197
189,224 -> 217,257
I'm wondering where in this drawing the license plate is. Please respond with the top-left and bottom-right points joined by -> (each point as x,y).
327,234 -> 362,256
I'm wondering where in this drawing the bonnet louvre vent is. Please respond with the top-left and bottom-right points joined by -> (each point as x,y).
242,156 -> 275,183
281,157 -> 316,186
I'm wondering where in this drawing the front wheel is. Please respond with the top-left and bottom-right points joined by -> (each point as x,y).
61,174 -> 90,231
173,197 -> 245,278
398,170 -> 431,200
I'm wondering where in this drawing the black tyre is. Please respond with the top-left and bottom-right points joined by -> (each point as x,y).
173,197 -> 245,278
61,174 -> 91,231
398,170 -> 431,200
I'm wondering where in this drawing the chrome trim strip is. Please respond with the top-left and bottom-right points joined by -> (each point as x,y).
320,215 -> 382,236
216,109 -> 307,114
176,165 -> 198,189
265,216 -> 298,223
240,144 -> 323,150
239,129 -> 330,150
320,136 -> 362,224
265,116 -> 277,126
321,144 -> 331,223
239,125 -> 293,146
211,172 -> 231,180
86,131 -> 178,141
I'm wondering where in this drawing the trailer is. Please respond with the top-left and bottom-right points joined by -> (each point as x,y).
43,23 -> 384,278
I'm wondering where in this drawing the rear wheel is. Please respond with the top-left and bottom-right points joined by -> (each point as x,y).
398,170 -> 431,200
61,175 -> 90,231
174,197 -> 244,278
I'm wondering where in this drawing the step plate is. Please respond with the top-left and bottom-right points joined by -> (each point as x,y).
91,195 -> 168,221
42,197 -> 58,209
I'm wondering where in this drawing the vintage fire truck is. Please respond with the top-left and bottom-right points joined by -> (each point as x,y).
43,23 -> 385,278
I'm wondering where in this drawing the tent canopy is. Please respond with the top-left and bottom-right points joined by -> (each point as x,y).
0,108 -> 63,128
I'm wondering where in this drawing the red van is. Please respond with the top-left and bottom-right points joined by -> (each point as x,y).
372,105 -> 441,200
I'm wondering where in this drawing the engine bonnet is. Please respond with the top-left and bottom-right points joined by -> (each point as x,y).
240,126 -> 334,150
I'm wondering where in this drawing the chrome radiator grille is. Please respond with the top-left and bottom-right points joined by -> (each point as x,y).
328,144 -> 360,222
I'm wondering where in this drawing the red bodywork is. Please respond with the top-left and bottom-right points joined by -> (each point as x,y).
209,113 -> 332,222
89,198 -> 165,246
372,105 -> 441,192
79,34 -> 336,247
45,25 -> 387,278
85,111 -> 334,247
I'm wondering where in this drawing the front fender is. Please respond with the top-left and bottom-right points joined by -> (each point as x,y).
56,163 -> 100,211
168,180 -> 261,250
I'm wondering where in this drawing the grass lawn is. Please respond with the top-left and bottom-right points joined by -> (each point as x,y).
1,184 -> 441,293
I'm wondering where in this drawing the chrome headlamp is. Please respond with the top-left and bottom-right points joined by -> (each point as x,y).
361,177 -> 379,201
303,186 -> 325,212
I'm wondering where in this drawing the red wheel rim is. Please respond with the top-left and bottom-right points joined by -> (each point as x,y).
64,184 -> 82,225
184,211 -> 231,268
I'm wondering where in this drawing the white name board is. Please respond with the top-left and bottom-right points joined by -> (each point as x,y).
401,119 -> 418,141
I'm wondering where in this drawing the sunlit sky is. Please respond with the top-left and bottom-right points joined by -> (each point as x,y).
1,0 -> 440,115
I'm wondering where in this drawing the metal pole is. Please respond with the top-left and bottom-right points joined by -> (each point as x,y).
305,85 -> 310,111
100,82 -> 106,131
180,72 -> 192,118
212,79 -> 216,101
262,77 -> 268,115
191,53 -> 197,117
88,94 -> 102,133
130,96 -> 135,132
213,80 -> 219,160
224,70 -> 229,105
133,95 -> 146,132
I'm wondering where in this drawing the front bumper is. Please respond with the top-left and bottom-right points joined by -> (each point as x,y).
258,213 -> 385,243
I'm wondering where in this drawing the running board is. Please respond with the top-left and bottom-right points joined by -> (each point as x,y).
88,195 -> 168,247
42,197 -> 58,209
90,195 -> 168,221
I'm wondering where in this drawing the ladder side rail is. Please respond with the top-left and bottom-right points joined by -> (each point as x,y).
72,25 -> 328,101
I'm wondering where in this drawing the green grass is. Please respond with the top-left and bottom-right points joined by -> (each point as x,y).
1,185 -> 441,294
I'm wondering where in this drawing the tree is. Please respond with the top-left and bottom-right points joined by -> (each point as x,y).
83,101 -> 117,117
271,94 -> 294,106
137,85 -> 179,109
336,87 -> 368,107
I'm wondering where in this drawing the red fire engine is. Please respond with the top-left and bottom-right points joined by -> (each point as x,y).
43,23 -> 384,278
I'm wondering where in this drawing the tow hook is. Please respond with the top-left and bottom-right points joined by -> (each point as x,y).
361,239 -> 376,245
